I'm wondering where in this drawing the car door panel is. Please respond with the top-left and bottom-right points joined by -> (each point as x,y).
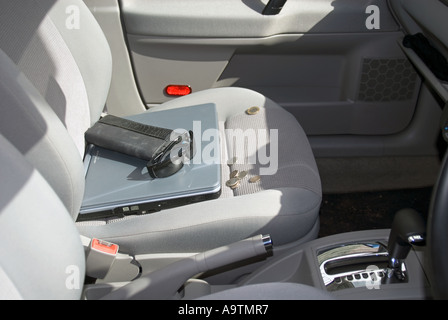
119,0 -> 399,37
213,32 -> 419,136
118,0 -> 421,138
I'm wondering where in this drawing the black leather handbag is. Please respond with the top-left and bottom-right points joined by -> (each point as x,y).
85,115 -> 193,178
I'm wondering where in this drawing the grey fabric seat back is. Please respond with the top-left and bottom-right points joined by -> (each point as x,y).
0,0 -> 112,220
0,44 -> 84,220
0,133 -> 85,299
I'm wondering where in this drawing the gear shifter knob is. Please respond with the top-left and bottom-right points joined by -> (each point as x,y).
387,208 -> 426,280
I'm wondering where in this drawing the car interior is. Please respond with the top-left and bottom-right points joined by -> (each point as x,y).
0,0 -> 447,300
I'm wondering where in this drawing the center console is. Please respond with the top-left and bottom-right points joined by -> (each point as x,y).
238,227 -> 431,299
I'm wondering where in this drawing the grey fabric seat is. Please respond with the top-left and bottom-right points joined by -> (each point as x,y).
0,0 -> 321,254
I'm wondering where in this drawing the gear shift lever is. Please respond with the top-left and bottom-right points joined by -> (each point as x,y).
387,208 -> 426,281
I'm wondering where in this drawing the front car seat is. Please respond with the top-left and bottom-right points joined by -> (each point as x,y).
0,132 -> 329,300
0,0 -> 321,254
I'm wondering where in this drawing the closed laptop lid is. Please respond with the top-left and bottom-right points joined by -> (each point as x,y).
80,104 -> 221,215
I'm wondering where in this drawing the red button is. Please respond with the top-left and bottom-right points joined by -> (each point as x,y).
165,85 -> 192,96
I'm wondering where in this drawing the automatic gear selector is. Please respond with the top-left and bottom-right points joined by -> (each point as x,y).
386,208 -> 426,281
318,208 -> 426,291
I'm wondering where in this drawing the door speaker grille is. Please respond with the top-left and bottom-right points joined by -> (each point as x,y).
357,58 -> 418,102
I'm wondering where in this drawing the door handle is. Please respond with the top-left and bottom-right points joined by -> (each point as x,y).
262,0 -> 288,15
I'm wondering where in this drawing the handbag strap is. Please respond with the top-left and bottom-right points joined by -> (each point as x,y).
99,115 -> 172,140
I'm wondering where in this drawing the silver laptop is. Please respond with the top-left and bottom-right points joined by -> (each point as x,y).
79,104 -> 221,220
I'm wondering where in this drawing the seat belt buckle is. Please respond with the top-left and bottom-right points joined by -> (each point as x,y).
86,238 -> 119,279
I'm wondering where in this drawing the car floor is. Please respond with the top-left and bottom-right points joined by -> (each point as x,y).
318,186 -> 433,237
316,155 -> 441,237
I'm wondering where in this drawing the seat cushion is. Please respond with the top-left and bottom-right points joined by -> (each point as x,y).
77,87 -> 322,254
148,87 -> 321,198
